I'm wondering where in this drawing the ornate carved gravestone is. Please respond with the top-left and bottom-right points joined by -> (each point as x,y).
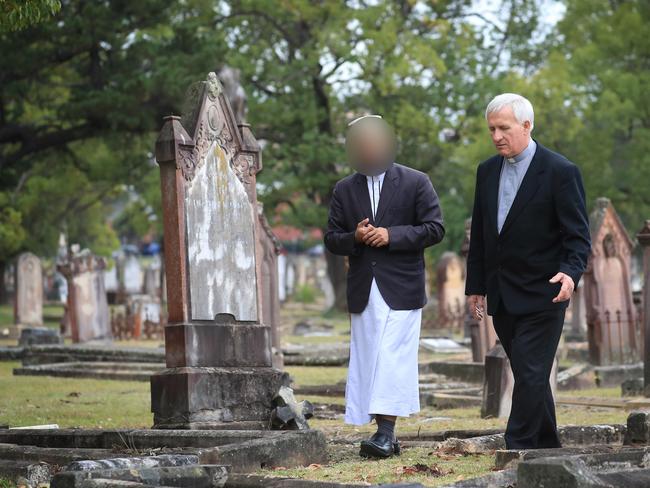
151,72 -> 289,429
435,252 -> 465,331
58,252 -> 111,343
12,253 -> 43,339
584,198 -> 638,365
461,218 -> 497,361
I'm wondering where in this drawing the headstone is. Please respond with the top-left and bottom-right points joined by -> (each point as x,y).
435,252 -> 465,331
277,253 -> 288,302
122,254 -> 142,295
481,342 -> 558,419
566,281 -> 587,341
257,204 -> 284,368
584,198 -> 638,365
142,256 -> 162,298
58,251 -> 111,343
12,253 -> 43,339
150,72 -> 289,429
460,218 -> 497,360
636,220 -> 650,396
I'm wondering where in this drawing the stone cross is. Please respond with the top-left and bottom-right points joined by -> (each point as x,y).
584,198 -> 638,365
270,386 -> 314,430
150,72 -> 288,429
636,220 -> 650,396
12,252 -> 43,339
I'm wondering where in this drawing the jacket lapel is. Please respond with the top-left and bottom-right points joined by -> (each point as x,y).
374,164 -> 400,225
486,158 -> 503,238
353,172 -> 375,224
499,144 -> 545,236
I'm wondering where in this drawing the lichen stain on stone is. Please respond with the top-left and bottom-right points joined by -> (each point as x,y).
185,140 -> 258,322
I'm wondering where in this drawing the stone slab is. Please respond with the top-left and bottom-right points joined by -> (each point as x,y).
51,464 -> 228,488
418,361 -> 484,383
438,470 -> 517,488
21,345 -> 164,366
594,362 -> 643,387
495,444 -> 623,470
14,362 -> 163,381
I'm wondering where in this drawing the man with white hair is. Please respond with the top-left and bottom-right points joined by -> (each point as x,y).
465,93 -> 591,449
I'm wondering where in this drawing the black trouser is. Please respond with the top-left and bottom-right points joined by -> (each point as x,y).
492,304 -> 565,449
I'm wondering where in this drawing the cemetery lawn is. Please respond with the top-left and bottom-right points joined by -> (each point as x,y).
0,359 -> 631,487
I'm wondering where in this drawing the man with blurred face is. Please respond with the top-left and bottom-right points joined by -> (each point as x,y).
465,93 -> 591,449
324,115 -> 445,458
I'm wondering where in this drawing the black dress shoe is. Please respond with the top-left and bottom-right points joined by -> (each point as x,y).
359,432 -> 399,458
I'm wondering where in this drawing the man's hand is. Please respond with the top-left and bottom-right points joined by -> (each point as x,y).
467,295 -> 485,321
364,226 -> 390,247
550,272 -> 574,303
354,218 -> 372,243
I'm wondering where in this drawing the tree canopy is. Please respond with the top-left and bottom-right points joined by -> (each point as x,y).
0,0 -> 648,308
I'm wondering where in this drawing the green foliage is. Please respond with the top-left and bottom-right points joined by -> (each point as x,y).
0,0 -> 60,32
293,284 -> 318,304
0,193 -> 25,259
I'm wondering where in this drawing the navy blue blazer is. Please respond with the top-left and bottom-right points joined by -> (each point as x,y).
324,163 -> 445,313
465,142 -> 591,316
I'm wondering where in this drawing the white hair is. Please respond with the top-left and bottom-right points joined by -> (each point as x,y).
485,93 -> 534,130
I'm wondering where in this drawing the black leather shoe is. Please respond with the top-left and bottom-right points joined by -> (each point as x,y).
359,432 -> 397,458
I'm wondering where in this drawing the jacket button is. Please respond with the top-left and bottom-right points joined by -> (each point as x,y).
371,261 -> 377,266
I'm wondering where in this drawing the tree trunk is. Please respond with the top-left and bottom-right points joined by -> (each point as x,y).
325,248 -> 347,312
0,260 -> 7,305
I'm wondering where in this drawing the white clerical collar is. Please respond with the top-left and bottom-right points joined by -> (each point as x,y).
365,171 -> 386,182
505,139 -> 536,164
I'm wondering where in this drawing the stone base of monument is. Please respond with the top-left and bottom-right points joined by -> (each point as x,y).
150,366 -> 290,430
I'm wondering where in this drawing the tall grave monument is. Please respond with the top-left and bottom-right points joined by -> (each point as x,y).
151,72 -> 288,429
584,198 -> 638,365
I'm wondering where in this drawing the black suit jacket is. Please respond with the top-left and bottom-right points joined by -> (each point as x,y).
465,141 -> 591,316
324,163 -> 445,313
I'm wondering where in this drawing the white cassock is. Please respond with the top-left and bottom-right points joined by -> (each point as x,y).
344,172 -> 422,425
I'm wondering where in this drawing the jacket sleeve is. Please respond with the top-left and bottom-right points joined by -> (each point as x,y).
324,183 -> 362,256
465,164 -> 487,296
387,174 -> 445,252
554,163 -> 591,286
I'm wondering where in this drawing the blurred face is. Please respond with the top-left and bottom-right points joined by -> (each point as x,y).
487,107 -> 531,158
346,118 -> 396,176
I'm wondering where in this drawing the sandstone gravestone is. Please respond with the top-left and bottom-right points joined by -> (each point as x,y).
12,253 -> 43,339
122,254 -> 142,295
584,198 -> 638,365
460,218 -> 497,360
58,252 -> 111,343
258,204 -> 284,368
435,252 -> 465,331
150,72 -> 288,429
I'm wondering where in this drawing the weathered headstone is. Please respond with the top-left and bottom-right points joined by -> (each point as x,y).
584,198 -> 638,365
566,281 -> 588,341
122,254 -> 142,295
257,205 -> 284,368
460,218 -> 497,360
150,72 -> 288,429
142,256 -> 162,298
482,342 -> 558,419
636,220 -> 650,396
58,252 -> 111,343
12,253 -> 43,339
435,252 -> 465,331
